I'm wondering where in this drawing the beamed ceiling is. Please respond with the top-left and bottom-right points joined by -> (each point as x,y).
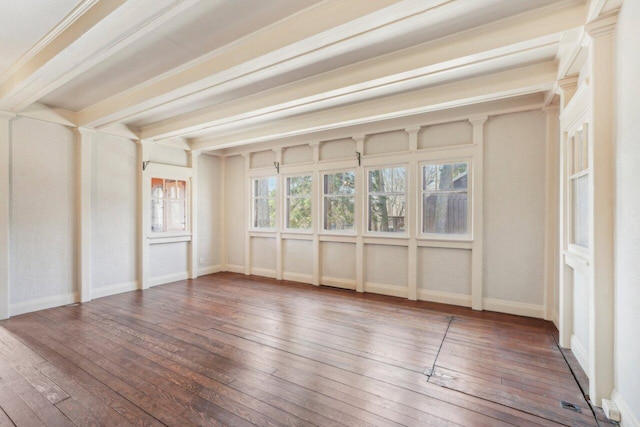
0,0 -> 621,153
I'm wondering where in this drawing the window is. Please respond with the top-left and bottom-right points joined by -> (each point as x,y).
323,171 -> 355,232
151,178 -> 188,232
253,177 -> 277,229
422,162 -> 469,235
367,166 -> 406,233
285,175 -> 312,230
569,126 -> 589,248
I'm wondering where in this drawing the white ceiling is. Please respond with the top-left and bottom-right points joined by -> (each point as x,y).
0,0 -> 601,152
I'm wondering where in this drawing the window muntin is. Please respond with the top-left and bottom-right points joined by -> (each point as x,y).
151,178 -> 188,232
367,166 -> 406,233
569,126 -> 589,248
323,171 -> 355,232
421,162 -> 469,235
285,175 -> 312,230
253,177 -> 277,229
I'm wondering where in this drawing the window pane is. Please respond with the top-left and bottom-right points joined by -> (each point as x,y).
254,178 -> 274,198
176,180 -> 186,199
287,175 -> 312,197
572,175 -> 589,247
151,199 -> 163,232
423,192 -> 468,234
286,197 -> 312,229
452,163 -> 468,190
254,198 -> 275,228
324,172 -> 355,195
369,195 -> 405,232
423,165 -> 437,190
324,196 -> 354,231
369,167 -> 406,193
165,200 -> 186,231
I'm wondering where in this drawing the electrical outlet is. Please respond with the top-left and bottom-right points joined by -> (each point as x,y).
199,257 -> 204,265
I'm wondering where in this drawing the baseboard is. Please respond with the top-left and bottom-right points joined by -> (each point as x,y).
320,276 -> 356,290
93,281 -> 139,299
198,265 -> 221,276
225,264 -> 245,274
418,289 -> 472,307
482,297 -> 545,319
9,292 -> 79,317
149,271 -> 189,287
552,309 -> 559,329
365,282 -> 407,298
251,268 -> 277,279
612,389 -> 640,427
283,272 -> 313,285
570,334 -> 589,375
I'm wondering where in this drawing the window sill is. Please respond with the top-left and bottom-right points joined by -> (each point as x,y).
148,233 -> 192,244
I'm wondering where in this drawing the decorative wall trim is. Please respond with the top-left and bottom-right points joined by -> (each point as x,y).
9,292 -> 79,317
365,282 -> 408,298
251,267 -> 277,279
612,389 -> 640,427
320,276 -> 356,290
198,265 -> 222,276
482,297 -> 545,319
418,289 -> 472,307
93,281 -> 139,299
283,272 -> 313,285
149,271 -> 189,287
225,264 -> 245,274
571,334 -> 589,375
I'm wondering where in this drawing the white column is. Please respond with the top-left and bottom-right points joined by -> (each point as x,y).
219,156 -> 227,271
243,153 -> 251,275
586,13 -> 617,406
469,116 -> 487,311
273,148 -> 283,281
353,135 -> 365,293
0,112 -> 15,320
136,140 -> 150,290
75,127 -> 93,303
405,126 -> 420,301
310,142 -> 321,286
188,151 -> 201,279
543,106 -> 560,322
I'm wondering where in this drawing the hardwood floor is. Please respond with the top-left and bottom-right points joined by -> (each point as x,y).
0,273 -> 601,426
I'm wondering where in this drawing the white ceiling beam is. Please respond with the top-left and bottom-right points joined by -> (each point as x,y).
190,61 -> 557,151
75,0 -> 469,128
140,0 -> 586,141
0,0 -> 205,112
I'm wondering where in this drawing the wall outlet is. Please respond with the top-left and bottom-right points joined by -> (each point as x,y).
602,399 -> 621,422
199,257 -> 204,265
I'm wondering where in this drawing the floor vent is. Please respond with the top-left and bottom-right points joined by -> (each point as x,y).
561,401 -> 582,413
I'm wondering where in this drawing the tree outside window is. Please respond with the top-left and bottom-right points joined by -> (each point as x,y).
285,175 -> 312,230
422,163 -> 468,235
323,171 -> 355,231
253,177 -> 277,229
368,167 -> 406,233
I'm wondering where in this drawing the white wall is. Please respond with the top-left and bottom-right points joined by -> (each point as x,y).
197,154 -> 221,272
614,0 -> 640,423
484,111 -> 546,304
225,155 -> 246,269
9,118 -> 77,309
91,133 -> 137,292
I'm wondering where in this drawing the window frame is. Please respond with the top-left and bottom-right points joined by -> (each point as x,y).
419,159 -> 472,240
283,173 -> 313,233
567,124 -> 590,257
365,164 -> 408,236
321,168 -> 357,235
251,175 -> 278,231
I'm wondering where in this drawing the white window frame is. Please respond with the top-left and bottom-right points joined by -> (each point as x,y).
419,159 -> 472,240
321,168 -> 356,235
365,164 -> 408,236
567,124 -> 590,258
251,175 -> 278,231
283,173 -> 313,233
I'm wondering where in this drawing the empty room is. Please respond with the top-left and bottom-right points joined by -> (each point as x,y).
0,0 -> 638,425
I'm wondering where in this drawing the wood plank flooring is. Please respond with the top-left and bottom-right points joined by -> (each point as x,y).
0,272 -> 600,426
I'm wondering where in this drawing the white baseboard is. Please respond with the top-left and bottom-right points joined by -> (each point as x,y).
225,264 -> 245,274
198,265 -> 221,276
482,297 -> 545,319
93,281 -> 139,299
283,272 -> 313,285
149,271 -> 189,287
320,276 -> 356,290
365,282 -> 407,298
10,292 -> 79,317
570,334 -> 589,375
418,289 -> 472,307
251,267 -> 277,279
552,309 -> 559,329
612,389 -> 640,427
